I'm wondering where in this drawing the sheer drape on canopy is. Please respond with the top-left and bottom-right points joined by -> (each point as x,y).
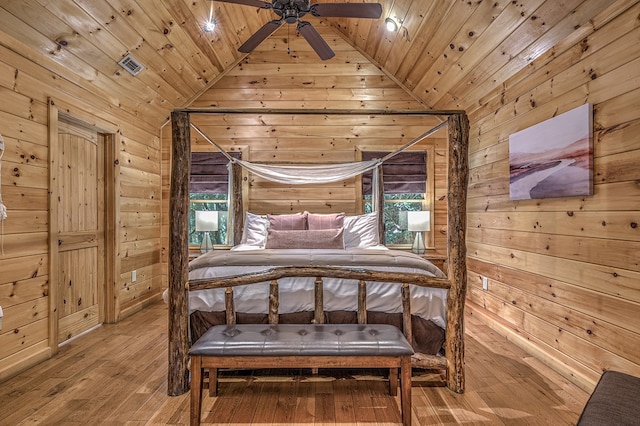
235,158 -> 381,185
189,120 -> 446,214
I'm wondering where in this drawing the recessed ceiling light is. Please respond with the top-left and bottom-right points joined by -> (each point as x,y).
385,17 -> 398,32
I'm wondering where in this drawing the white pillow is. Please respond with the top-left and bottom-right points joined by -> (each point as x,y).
343,212 -> 380,248
239,212 -> 269,247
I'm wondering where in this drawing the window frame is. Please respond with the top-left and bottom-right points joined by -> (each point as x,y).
356,145 -> 436,250
188,147 -> 247,251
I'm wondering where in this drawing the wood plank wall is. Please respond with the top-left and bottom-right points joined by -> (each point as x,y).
444,3 -> 640,391
160,24 -> 451,287
2,0 -> 634,397
0,33 -> 164,380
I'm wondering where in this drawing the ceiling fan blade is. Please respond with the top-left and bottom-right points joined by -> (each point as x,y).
238,20 -> 283,53
210,0 -> 270,8
310,3 -> 382,19
297,21 -> 335,60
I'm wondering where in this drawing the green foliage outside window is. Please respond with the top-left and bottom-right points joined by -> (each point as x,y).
364,193 -> 425,246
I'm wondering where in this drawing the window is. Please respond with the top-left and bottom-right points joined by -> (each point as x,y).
361,150 -> 429,247
189,151 -> 240,247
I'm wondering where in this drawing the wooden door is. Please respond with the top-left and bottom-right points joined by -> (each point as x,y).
55,119 -> 104,344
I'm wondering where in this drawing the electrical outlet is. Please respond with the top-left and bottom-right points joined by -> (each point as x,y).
482,276 -> 489,291
132,270 -> 137,282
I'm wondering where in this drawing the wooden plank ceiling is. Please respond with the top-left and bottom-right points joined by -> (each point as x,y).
0,0 -> 612,125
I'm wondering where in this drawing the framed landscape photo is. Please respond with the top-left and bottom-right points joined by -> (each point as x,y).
509,103 -> 593,201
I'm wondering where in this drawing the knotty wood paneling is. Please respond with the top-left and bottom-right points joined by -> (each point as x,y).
0,13 -> 165,383
442,1 -> 640,392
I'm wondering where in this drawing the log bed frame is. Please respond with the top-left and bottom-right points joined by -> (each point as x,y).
167,108 -> 469,397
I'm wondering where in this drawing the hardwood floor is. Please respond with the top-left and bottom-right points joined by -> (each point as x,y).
0,301 -> 589,425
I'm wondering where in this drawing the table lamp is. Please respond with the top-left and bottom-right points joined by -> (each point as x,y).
407,211 -> 430,255
195,210 -> 218,253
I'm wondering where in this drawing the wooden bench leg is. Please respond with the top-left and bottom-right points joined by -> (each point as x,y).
389,367 -> 398,396
190,356 -> 203,426
400,355 -> 412,426
208,368 -> 218,397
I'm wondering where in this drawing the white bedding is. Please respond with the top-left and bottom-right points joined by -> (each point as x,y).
186,246 -> 448,329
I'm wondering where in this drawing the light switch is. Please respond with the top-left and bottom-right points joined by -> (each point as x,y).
482,276 -> 489,291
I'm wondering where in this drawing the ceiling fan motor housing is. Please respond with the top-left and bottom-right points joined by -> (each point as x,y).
272,0 -> 310,23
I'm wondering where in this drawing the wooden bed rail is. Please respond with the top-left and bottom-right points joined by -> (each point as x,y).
188,266 -> 451,291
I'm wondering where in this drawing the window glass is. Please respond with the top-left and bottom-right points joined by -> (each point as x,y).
189,194 -> 229,245
189,151 -> 240,247
364,194 -> 424,245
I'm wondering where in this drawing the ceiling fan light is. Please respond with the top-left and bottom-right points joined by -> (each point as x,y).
385,17 -> 398,32
204,20 -> 216,32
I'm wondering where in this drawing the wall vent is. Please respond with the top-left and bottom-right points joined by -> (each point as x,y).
118,53 -> 144,76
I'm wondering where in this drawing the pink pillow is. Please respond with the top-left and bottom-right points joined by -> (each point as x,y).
266,228 -> 344,249
307,212 -> 345,230
267,213 -> 307,230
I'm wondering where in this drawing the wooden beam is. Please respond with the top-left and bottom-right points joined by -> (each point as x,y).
47,98 -> 59,356
445,112 -> 469,393
189,267 -> 451,291
168,110 -> 191,396
104,132 -> 120,323
182,108 -> 465,116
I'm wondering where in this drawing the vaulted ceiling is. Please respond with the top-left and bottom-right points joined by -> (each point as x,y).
0,0 -> 613,126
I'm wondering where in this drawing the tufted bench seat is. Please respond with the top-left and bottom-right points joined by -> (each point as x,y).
189,323 -> 414,426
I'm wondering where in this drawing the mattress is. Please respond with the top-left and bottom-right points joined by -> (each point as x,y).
187,247 -> 448,330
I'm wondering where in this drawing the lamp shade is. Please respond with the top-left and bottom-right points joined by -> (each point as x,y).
407,211 -> 430,232
195,210 -> 218,232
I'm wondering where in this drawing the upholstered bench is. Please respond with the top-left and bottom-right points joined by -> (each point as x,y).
577,370 -> 640,425
189,323 -> 414,426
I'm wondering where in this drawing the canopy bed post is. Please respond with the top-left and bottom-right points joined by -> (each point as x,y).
445,112 -> 469,393
231,161 -> 243,245
168,111 -> 191,396
374,165 -> 385,244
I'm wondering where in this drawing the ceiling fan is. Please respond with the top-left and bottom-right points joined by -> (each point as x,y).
212,0 -> 383,60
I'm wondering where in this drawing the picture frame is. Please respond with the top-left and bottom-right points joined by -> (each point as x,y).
509,103 -> 593,200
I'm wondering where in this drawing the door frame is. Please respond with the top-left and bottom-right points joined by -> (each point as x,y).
47,98 -> 118,354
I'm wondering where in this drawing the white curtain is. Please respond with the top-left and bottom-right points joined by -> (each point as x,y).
235,158 -> 381,185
